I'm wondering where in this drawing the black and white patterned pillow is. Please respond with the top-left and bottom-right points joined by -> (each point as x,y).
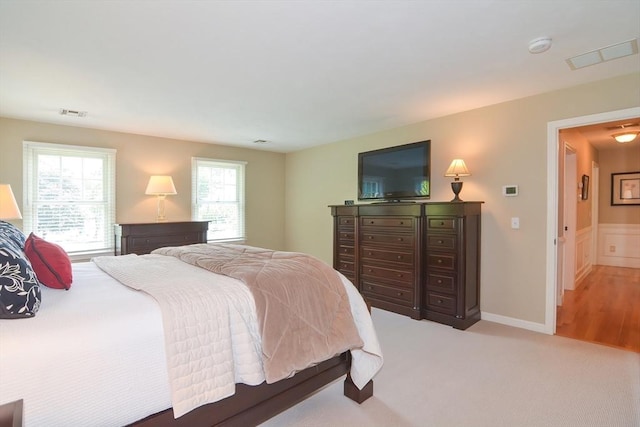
0,223 -> 41,319
0,220 -> 26,248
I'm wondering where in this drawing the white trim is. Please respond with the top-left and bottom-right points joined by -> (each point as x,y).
545,107 -> 640,335
575,226 -> 592,285
23,140 -> 117,154
597,223 -> 640,268
481,311 -> 547,334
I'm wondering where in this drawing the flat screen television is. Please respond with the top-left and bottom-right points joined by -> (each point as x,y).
358,140 -> 431,202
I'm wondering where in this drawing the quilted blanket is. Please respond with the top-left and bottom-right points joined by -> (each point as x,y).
93,254 -> 264,417
153,243 -> 364,383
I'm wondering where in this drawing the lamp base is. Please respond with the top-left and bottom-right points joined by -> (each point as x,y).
450,181 -> 464,202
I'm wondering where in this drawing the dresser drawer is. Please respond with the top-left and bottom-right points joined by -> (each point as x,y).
361,247 -> 414,266
427,217 -> 457,232
427,272 -> 456,293
361,216 -> 414,229
426,292 -> 456,315
361,231 -> 414,247
338,216 -> 356,228
361,263 -> 414,286
338,231 -> 355,242
427,234 -> 456,250
337,245 -> 355,257
362,280 -> 414,304
337,259 -> 355,275
427,253 -> 456,270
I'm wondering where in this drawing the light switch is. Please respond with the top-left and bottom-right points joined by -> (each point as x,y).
511,217 -> 520,229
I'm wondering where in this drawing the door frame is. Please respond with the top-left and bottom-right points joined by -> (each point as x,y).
544,106 -> 640,335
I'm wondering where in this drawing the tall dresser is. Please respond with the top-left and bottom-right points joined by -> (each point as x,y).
330,202 -> 482,329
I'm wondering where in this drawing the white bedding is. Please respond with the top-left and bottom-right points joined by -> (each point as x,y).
0,260 -> 383,426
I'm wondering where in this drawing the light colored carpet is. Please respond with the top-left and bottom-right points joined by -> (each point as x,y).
260,308 -> 640,427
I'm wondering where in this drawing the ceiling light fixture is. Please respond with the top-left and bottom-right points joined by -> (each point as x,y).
613,132 -> 639,143
528,37 -> 552,54
611,123 -> 639,143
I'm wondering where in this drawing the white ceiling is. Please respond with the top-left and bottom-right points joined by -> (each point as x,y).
1,0 -> 639,153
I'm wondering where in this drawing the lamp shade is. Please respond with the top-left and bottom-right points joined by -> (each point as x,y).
612,132 -> 638,143
444,159 -> 471,178
0,184 -> 22,220
145,175 -> 177,195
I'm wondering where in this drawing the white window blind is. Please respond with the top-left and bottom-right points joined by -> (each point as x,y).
192,157 -> 246,242
23,141 -> 116,255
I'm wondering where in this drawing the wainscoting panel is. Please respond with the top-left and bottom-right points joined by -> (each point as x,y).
597,224 -> 640,268
575,226 -> 592,285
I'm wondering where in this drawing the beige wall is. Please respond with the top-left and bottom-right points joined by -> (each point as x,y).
598,145 -> 640,224
285,72 -> 640,325
0,118 -> 287,250
1,73 -> 638,327
559,128 -> 599,231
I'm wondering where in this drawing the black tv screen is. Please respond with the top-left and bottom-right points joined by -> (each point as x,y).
358,140 -> 431,202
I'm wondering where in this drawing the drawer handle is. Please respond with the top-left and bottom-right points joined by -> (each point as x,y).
369,220 -> 375,224
437,299 -> 443,304
399,221 -> 404,225
397,273 -> 403,278
437,279 -> 443,284
440,221 -> 445,226
342,249 -> 348,253
397,237 -> 404,242
397,255 -> 402,260
367,286 -> 373,290
368,252 -> 373,256
397,292 -> 403,296
145,239 -> 150,243
368,269 -> 373,273
438,240 -> 444,244
368,236 -> 374,240
437,259 -> 443,264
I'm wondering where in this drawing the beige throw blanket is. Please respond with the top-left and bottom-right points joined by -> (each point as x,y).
153,243 -> 364,383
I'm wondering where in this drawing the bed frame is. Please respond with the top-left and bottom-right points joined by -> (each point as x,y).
130,352 -> 373,426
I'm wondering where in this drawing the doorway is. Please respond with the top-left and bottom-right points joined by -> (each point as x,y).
545,106 -> 640,335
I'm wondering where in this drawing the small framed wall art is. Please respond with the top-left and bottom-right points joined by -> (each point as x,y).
581,174 -> 589,200
611,171 -> 640,206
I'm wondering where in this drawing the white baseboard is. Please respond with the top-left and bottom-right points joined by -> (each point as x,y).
481,311 -> 548,334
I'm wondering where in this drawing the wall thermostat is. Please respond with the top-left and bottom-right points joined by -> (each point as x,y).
503,185 -> 519,197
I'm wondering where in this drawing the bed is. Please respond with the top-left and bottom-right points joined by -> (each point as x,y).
0,221 -> 383,426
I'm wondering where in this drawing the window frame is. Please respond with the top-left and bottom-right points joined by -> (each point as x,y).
22,141 -> 116,258
191,157 -> 246,242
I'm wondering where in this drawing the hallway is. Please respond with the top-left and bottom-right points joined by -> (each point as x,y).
556,265 -> 640,353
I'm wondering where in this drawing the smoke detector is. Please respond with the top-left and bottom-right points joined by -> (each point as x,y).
528,37 -> 552,54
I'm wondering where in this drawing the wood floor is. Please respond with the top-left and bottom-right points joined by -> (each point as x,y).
556,265 -> 640,353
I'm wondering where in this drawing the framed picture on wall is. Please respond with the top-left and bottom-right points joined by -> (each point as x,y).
611,171 -> 640,206
581,174 -> 589,200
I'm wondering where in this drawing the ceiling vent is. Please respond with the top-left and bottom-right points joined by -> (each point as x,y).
566,39 -> 638,70
59,109 -> 87,117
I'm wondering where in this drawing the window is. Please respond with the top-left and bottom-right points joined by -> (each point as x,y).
192,158 -> 246,242
23,141 -> 116,255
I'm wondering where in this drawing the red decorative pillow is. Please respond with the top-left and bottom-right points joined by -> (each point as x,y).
24,233 -> 73,290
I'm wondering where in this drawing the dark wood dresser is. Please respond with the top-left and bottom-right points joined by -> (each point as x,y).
114,221 -> 209,255
330,202 -> 482,329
